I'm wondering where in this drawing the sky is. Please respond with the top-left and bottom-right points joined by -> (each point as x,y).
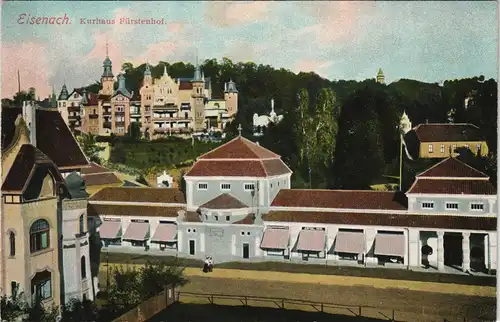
1,1 -> 497,99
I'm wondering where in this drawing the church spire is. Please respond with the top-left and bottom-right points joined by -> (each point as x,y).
102,36 -> 113,78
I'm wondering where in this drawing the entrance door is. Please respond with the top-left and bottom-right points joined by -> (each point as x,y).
189,240 -> 195,255
444,233 -> 462,267
243,243 -> 249,259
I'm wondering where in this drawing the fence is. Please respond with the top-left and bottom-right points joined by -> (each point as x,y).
111,286 -> 176,322
176,292 -> 476,322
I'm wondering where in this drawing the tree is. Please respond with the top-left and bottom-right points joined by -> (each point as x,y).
122,62 -> 134,73
332,86 -> 385,189
23,302 -> 59,322
1,283 -> 28,321
61,298 -> 100,322
106,266 -> 141,315
77,133 -> 106,163
127,122 -> 141,141
137,259 -> 189,300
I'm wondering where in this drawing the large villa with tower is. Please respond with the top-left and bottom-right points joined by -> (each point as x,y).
56,44 -> 239,138
89,130 -> 497,275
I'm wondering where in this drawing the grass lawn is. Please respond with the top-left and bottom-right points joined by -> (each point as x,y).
100,252 -> 495,287
110,139 -> 221,170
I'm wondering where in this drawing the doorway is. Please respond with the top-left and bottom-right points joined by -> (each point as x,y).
189,240 -> 195,256
242,243 -> 249,259
444,233 -> 463,267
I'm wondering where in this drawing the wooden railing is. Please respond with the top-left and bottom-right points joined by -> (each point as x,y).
176,292 -> 478,322
177,291 -> 398,321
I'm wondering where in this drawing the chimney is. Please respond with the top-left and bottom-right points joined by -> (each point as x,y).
22,101 -> 37,146
271,99 -> 274,111
177,210 -> 186,222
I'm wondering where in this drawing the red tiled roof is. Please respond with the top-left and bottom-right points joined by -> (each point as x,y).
263,211 -> 496,231
1,107 -> 89,169
83,92 -> 99,106
81,162 -> 110,175
417,157 -> 489,178
199,136 -> 280,160
185,159 -> 291,177
413,123 -> 484,142
270,189 -> 408,210
1,144 -> 63,192
186,136 -> 291,177
87,204 -> 183,217
90,187 -> 186,203
200,193 -> 248,209
183,211 -> 202,222
233,214 -> 256,225
82,172 -> 122,186
407,179 -> 496,195
179,81 -> 193,90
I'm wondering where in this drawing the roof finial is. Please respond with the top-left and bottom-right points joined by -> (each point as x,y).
106,35 -> 109,57
237,124 -> 242,136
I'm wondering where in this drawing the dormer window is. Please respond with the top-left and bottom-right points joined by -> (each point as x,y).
445,202 -> 459,211
440,144 -> 445,153
221,183 -> 231,191
470,203 -> 484,211
428,144 -> 433,153
421,202 -> 434,210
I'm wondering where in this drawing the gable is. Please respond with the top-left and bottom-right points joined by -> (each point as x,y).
24,166 -> 59,200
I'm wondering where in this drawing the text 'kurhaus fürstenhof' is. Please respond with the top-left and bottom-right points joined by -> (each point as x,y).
17,13 -> 167,25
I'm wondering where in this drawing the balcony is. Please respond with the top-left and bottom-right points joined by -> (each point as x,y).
152,116 -> 192,122
115,121 -> 126,126
89,114 -> 99,119
68,106 -> 81,113
130,109 -> 141,115
154,127 -> 192,134
180,103 -> 191,111
103,121 -> 112,129
103,110 -> 111,116
115,111 -> 125,116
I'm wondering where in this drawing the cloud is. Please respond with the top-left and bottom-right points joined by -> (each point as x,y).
294,59 -> 333,78
85,31 -> 125,75
205,1 -> 270,27
130,40 -> 192,66
2,42 -> 51,99
296,2 -> 376,45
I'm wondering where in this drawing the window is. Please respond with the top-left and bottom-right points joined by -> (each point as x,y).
93,109 -> 96,115
241,231 -> 245,236
221,183 -> 231,191
9,231 -> 15,256
193,229 -> 196,233
244,183 -> 255,191
214,215 -> 218,221
421,202 -> 434,210
476,144 -> 482,154
81,256 -> 87,279
465,144 -> 469,149
198,183 -> 208,190
428,144 -> 433,153
247,232 -> 250,235
452,144 -> 457,152
445,203 -> 459,210
31,270 -> 51,304
226,215 -> 230,221
30,219 -> 50,253
470,203 -> 484,211
79,214 -> 85,233
440,144 -> 445,153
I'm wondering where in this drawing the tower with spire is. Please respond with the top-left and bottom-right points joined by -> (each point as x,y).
57,84 -> 70,125
224,79 -> 239,118
191,58 -> 206,131
143,62 -> 152,86
100,38 -> 114,95
376,68 -> 385,84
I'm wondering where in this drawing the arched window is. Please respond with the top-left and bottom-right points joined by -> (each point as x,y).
79,214 -> 85,234
30,219 -> 50,253
81,256 -> 87,279
9,231 -> 15,256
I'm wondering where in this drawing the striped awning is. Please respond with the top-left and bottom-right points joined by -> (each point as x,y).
334,231 -> 364,254
151,223 -> 177,242
260,227 -> 289,250
122,222 -> 150,241
296,229 -> 326,252
374,233 -> 405,257
99,221 -> 121,239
